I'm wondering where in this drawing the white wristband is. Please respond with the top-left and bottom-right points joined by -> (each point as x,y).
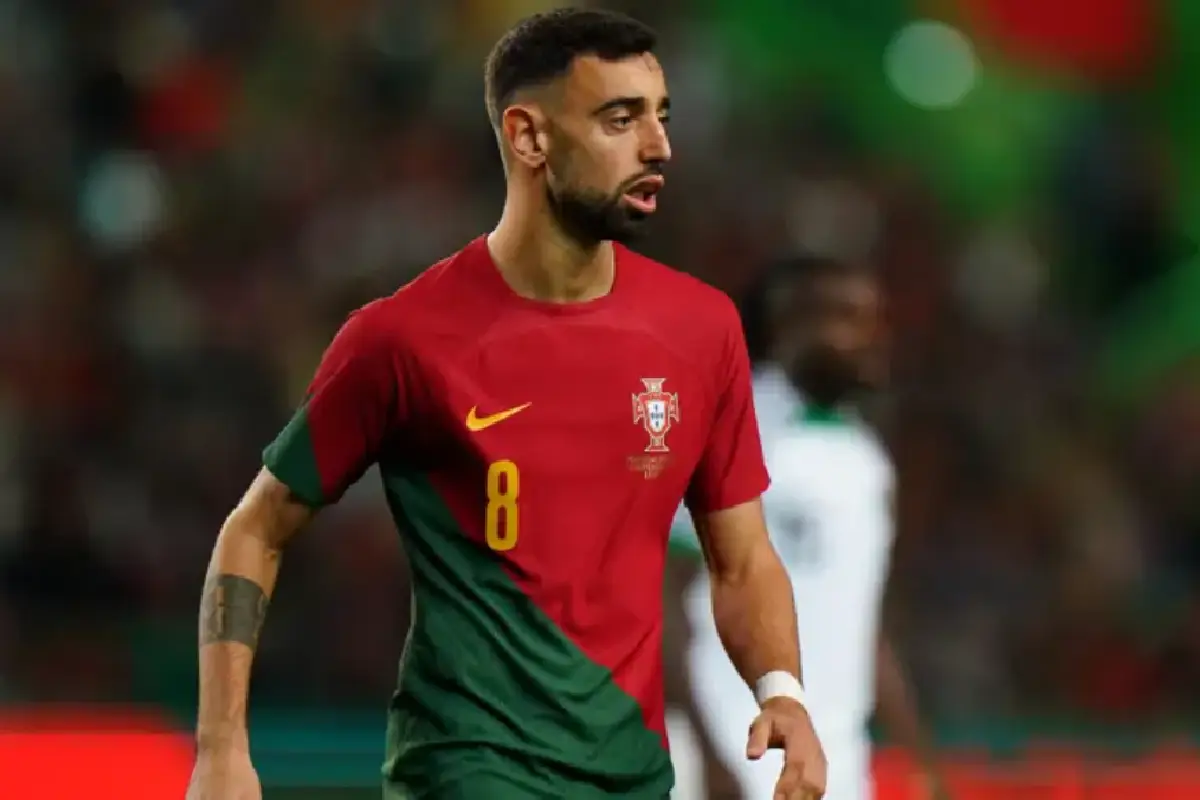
754,670 -> 807,708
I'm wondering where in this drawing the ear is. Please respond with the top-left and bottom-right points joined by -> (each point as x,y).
501,104 -> 548,170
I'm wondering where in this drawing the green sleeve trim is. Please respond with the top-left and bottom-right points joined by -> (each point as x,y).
262,406 -> 326,508
667,523 -> 703,561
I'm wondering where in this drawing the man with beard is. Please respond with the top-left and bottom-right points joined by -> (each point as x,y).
187,9 -> 826,800
672,256 -> 944,800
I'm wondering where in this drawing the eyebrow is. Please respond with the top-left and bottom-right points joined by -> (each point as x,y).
591,96 -> 671,116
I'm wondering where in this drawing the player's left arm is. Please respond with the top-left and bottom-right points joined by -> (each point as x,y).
687,296 -> 826,799
873,477 -> 949,799
875,635 -> 935,761
876,637 -> 951,800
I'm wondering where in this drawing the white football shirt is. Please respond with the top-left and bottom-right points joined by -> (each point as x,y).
672,366 -> 894,799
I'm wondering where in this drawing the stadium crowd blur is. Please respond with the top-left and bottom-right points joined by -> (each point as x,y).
2,0 -> 1200,743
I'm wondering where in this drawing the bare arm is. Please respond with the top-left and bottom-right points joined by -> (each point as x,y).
196,468 -> 314,752
696,497 -> 828,798
875,636 -> 932,757
875,635 -> 950,798
694,498 -> 800,687
188,306 -> 399,800
874,482 -> 945,794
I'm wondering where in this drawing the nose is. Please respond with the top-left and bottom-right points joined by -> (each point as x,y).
641,118 -> 671,164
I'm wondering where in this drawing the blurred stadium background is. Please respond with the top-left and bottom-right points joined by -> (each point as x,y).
3,0 -> 1200,797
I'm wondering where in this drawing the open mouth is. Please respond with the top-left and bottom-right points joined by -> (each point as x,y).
622,175 -> 665,214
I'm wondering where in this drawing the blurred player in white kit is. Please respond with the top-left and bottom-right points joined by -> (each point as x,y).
672,256 -> 947,799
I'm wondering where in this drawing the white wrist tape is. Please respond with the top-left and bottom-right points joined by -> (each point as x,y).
754,670 -> 807,708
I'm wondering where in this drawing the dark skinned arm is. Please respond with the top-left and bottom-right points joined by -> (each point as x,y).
664,548 -> 743,800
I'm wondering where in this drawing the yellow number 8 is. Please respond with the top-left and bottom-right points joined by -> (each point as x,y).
485,459 -> 520,551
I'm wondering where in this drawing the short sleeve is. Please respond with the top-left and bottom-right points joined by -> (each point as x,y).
263,303 -> 403,507
667,504 -> 703,560
685,301 -> 770,515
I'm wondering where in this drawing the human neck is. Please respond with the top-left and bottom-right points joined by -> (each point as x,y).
791,368 -> 847,412
487,188 -> 615,304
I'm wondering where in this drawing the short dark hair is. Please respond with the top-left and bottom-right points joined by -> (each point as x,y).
741,253 -> 872,364
484,9 -> 658,129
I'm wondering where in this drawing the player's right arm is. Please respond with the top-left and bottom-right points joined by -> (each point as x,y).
188,304 -> 403,799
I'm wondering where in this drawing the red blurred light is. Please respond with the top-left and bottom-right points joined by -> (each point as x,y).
956,0 -> 1157,81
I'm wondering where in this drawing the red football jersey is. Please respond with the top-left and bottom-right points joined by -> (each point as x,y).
264,236 -> 768,796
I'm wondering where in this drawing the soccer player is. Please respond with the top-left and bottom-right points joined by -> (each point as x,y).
672,256 -> 944,800
186,10 -> 827,800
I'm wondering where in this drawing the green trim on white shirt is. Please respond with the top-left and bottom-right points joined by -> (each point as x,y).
795,402 -> 852,427
668,521 -> 703,560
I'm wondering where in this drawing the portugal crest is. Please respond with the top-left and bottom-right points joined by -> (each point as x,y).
632,378 -> 680,453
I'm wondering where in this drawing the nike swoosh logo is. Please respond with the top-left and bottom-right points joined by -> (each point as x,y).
465,402 -> 532,432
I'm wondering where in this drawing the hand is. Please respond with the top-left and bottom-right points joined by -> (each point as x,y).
931,780 -> 953,800
913,768 -> 952,800
186,746 -> 261,800
746,696 -> 827,800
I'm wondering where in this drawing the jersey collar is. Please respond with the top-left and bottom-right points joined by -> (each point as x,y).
756,362 -> 853,427
793,392 -> 853,428
797,404 -> 851,427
